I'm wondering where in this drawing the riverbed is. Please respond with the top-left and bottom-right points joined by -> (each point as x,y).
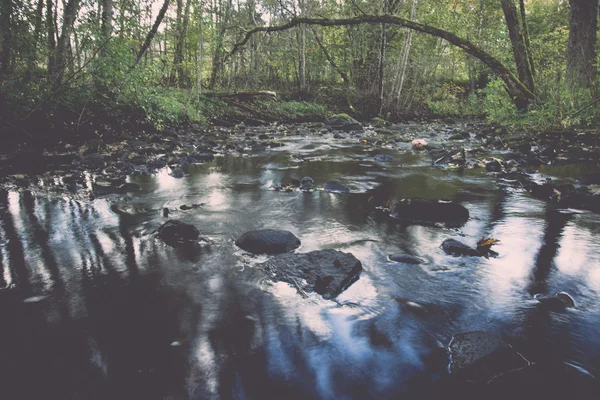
1,126 -> 599,399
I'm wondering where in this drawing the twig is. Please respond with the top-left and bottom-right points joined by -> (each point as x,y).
23,35 -> 116,121
569,96 -> 600,118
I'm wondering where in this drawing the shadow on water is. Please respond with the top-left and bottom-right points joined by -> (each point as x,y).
1,135 -> 599,399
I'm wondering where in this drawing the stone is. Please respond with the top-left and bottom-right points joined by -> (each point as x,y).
327,114 -> 363,132
81,153 -> 105,170
260,249 -> 363,299
534,292 -> 575,311
389,254 -> 425,264
158,220 -> 200,247
411,139 -> 428,150
235,229 -> 301,254
448,331 -> 530,382
189,152 -> 215,162
374,154 -> 395,162
485,158 -> 503,172
299,176 -> 314,192
170,167 -> 185,178
324,181 -> 350,193
390,199 -> 469,227
441,238 -> 482,257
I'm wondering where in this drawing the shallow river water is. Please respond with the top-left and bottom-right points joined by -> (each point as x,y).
1,132 -> 599,399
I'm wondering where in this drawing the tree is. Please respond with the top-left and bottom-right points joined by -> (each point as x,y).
171,0 -> 192,87
0,0 -> 12,79
135,0 -> 171,65
566,0 -> 598,94
100,0 -> 114,57
229,14 -> 536,110
500,0 -> 535,94
52,0 -> 81,86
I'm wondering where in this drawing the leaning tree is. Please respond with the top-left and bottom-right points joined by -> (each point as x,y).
227,15 -> 536,110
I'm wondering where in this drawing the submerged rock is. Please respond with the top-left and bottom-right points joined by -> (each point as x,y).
324,181 -> 350,193
441,238 -> 482,257
92,181 -> 140,196
170,167 -> 185,178
300,176 -> 315,192
534,292 -> 575,311
390,199 -> 469,227
235,229 -> 301,254
389,254 -> 425,264
374,154 -> 395,162
158,220 -> 200,247
448,331 -> 530,382
260,249 -> 363,299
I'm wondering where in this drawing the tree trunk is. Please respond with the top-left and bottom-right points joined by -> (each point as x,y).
46,0 -> 56,79
100,0 -> 114,57
500,0 -> 534,94
519,0 -> 535,77
0,0 -> 12,78
311,26 -> 355,112
566,0 -> 598,93
377,22 -> 386,114
134,0 -> 170,65
170,0 -> 183,85
394,0 -> 417,106
52,0 -> 80,86
228,14 -> 535,110
28,0 -> 45,74
171,0 -> 191,87
209,0 -> 232,90
298,23 -> 306,93
196,0 -> 204,99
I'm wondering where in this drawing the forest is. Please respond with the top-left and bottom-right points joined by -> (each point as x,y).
2,2 -> 600,399
0,0 -> 598,140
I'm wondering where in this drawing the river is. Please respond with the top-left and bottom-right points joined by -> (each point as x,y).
1,129 -> 599,399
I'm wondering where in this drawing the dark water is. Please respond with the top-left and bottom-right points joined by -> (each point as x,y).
1,134 -> 600,399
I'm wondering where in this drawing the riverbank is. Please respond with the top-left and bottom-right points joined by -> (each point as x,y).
1,113 -> 599,217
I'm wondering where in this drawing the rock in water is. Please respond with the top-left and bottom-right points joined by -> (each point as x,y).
324,181 -> 350,193
390,199 -> 469,227
441,238 -> 482,257
235,229 -> 301,254
170,167 -> 185,178
448,331 -> 530,382
534,291 -> 576,311
299,176 -> 314,192
158,220 -> 200,247
260,249 -> 363,299
411,139 -> 428,150
327,115 -> 363,132
389,254 -> 425,264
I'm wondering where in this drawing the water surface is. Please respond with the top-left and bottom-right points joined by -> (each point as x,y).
1,133 -> 599,399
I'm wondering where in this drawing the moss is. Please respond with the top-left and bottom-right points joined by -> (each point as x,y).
330,113 -> 354,121
448,132 -> 470,140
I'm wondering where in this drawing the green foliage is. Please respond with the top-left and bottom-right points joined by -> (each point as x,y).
330,113 -> 353,121
269,101 -> 327,120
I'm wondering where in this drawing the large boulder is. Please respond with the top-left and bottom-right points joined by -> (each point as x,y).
441,238 -> 482,257
260,249 -> 363,299
448,331 -> 530,382
235,229 -> 301,254
158,220 -> 200,247
327,114 -> 363,132
390,199 -> 469,227
534,291 -> 575,311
